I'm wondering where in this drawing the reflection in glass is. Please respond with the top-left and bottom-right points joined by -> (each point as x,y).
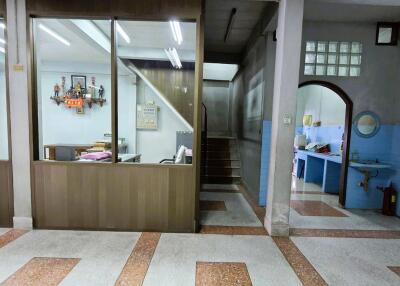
0,19 -> 7,160
33,18 -> 112,162
115,20 -> 196,164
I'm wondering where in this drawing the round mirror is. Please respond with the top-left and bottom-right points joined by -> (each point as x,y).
353,111 -> 380,138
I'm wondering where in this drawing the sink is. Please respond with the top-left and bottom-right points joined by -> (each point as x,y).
350,161 -> 391,170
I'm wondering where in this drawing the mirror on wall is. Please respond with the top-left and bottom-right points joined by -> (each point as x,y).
353,111 -> 380,138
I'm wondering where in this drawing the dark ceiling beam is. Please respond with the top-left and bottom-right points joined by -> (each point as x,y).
204,51 -> 242,64
240,2 -> 278,62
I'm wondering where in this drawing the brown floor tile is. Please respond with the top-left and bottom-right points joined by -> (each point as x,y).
201,189 -> 240,193
290,228 -> 400,239
1,257 -> 80,286
290,200 -> 348,217
196,262 -> 252,286
115,232 -> 161,286
273,237 -> 327,286
0,229 -> 28,249
388,266 -> 400,277
200,200 -> 227,211
200,225 -> 268,236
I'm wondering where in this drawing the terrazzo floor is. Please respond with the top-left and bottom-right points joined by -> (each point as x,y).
290,178 -> 400,230
1,228 -> 400,285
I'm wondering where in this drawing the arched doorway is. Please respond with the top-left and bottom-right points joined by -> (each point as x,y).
297,80 -> 352,206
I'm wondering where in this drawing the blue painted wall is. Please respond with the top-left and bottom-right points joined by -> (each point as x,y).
347,124 -> 400,215
259,120 -> 272,206
296,125 -> 344,154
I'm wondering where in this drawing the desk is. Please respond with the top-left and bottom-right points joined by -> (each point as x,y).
294,150 -> 342,194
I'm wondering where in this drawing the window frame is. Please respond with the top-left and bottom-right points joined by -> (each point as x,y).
29,15 -> 198,165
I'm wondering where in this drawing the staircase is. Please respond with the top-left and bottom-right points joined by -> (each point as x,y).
202,137 -> 241,184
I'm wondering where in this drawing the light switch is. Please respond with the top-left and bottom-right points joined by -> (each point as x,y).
283,115 -> 292,126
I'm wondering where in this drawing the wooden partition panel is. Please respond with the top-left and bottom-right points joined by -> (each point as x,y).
33,162 -> 195,232
0,161 -> 12,226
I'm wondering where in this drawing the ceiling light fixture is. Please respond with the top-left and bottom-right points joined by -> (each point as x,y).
164,48 -> 182,69
224,8 -> 237,43
116,22 -> 130,44
169,20 -> 183,45
0,23 -> 5,29
38,23 -> 70,46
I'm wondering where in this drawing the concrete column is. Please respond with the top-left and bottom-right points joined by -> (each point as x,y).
264,0 -> 304,236
7,0 -> 33,229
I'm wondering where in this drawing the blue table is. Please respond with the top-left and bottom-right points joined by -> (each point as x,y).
294,150 -> 342,194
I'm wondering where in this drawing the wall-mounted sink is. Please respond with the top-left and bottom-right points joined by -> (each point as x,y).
349,161 -> 391,192
350,161 -> 392,171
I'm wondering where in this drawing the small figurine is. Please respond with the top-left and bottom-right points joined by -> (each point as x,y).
54,83 -> 60,97
99,85 -> 105,99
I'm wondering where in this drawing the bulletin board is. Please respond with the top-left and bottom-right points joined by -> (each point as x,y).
136,104 -> 158,130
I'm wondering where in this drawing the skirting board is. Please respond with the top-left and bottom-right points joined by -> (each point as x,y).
13,216 -> 33,230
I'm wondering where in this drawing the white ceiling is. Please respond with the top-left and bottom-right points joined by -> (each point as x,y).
34,18 -> 196,65
305,0 -> 400,22
203,63 -> 238,81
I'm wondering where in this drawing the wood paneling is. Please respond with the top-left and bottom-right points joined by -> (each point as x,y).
26,0 -> 201,19
33,162 -> 195,232
0,161 -> 13,227
135,63 -> 195,126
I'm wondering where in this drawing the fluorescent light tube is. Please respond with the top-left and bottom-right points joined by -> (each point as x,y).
116,22 -> 130,44
0,38 -> 6,44
39,24 -> 70,46
0,46 -> 5,53
171,48 -> 182,68
164,48 -> 176,68
169,20 -> 183,45
0,23 -> 5,29
165,48 -> 182,69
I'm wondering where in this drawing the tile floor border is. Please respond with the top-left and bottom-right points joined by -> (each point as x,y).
115,232 -> 161,286
199,225 -> 268,236
0,229 -> 29,249
273,237 -> 328,286
290,228 -> 400,239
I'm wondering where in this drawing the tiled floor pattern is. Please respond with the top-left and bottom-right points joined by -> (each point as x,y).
1,257 -> 80,286
199,225 -> 267,236
200,200 -> 227,211
273,237 -> 327,286
290,228 -> 400,239
2,228 -> 400,285
292,237 -> 400,286
290,200 -> 348,217
0,229 -> 28,249
290,177 -> 400,230
195,262 -> 252,286
200,191 -> 262,227
115,232 -> 160,286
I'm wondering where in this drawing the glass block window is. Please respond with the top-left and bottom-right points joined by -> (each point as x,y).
304,41 -> 362,77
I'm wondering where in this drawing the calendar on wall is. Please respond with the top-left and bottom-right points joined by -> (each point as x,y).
137,104 -> 158,130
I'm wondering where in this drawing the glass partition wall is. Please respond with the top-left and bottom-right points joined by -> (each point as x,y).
0,18 -> 8,160
32,18 -> 196,164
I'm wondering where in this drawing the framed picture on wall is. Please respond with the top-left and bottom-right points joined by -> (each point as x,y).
71,75 -> 86,91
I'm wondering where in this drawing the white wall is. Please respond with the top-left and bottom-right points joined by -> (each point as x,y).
38,62 -> 136,158
136,79 -> 192,163
296,85 -> 346,126
0,71 -> 8,160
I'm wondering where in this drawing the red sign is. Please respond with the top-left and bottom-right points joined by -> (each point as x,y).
65,98 -> 84,108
